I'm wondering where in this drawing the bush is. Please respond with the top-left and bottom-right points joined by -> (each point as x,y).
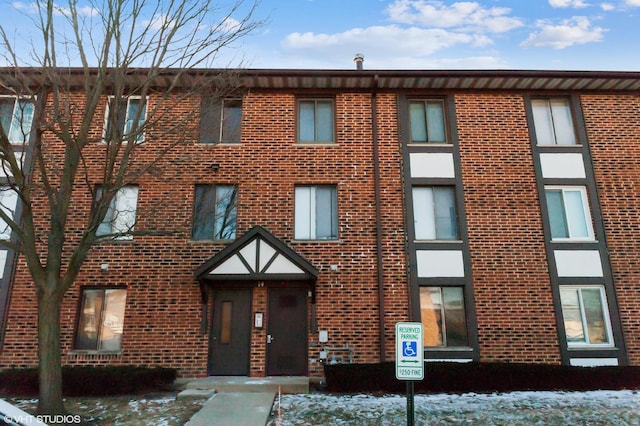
324,362 -> 640,394
0,366 -> 177,397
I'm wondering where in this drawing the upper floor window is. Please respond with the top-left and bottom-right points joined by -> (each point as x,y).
95,186 -> 139,239
0,97 -> 35,144
75,288 -> 127,352
545,186 -> 594,241
412,186 -> 458,240
104,96 -> 147,143
192,184 -> 237,241
420,286 -> 469,347
560,286 -> 613,347
294,185 -> 338,240
200,97 -> 242,144
531,99 -> 577,145
0,187 -> 17,240
409,99 -> 447,143
298,99 -> 334,143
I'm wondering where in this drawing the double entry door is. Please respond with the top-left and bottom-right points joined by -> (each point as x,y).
208,287 -> 308,376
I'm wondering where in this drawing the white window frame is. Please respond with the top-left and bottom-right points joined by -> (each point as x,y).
96,186 -> 139,240
531,98 -> 577,146
559,285 -> 614,349
103,96 -> 148,143
0,96 -> 35,145
545,186 -> 595,241
294,185 -> 338,240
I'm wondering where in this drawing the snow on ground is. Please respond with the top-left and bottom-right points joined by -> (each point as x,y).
269,390 -> 640,425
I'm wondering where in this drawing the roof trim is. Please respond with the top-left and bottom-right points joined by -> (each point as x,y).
2,67 -> 640,92
194,226 -> 319,282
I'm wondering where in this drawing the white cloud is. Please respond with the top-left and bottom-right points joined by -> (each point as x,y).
282,25 -> 492,60
386,0 -> 523,33
11,1 -> 98,17
549,0 -> 589,8
521,16 -> 607,49
600,3 -> 615,10
626,0 -> 640,6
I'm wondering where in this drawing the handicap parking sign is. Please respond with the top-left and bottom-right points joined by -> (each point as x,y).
395,322 -> 424,380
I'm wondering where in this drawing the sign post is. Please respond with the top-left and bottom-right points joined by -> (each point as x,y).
396,322 -> 424,426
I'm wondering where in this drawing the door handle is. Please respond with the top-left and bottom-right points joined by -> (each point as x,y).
267,334 -> 274,344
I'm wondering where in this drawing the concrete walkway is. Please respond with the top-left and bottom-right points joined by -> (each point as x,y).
179,376 -> 309,425
185,392 -> 276,426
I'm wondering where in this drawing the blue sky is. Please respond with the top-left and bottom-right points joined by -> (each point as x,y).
3,0 -> 640,70
236,0 -> 640,70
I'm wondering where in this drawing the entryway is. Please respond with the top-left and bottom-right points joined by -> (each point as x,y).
208,288 -> 252,375
266,287 -> 308,376
195,226 -> 319,378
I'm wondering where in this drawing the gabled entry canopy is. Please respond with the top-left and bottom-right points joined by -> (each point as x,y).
195,226 -> 319,282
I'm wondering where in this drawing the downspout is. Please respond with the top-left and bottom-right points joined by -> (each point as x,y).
371,74 -> 386,362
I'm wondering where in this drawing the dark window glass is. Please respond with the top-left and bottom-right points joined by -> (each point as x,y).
192,185 -> 237,240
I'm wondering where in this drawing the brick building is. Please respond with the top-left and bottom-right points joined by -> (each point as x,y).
0,68 -> 639,378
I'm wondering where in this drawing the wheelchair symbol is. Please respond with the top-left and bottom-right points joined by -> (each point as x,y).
403,341 -> 417,357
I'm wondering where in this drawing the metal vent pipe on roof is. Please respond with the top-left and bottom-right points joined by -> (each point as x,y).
354,54 -> 364,70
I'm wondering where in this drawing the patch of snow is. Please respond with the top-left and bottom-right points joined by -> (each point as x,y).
269,390 -> 640,425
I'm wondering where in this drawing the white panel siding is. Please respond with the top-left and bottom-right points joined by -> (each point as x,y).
416,250 -> 464,277
540,153 -> 586,179
264,254 -> 305,274
239,240 -> 258,272
410,153 -> 455,178
258,240 -> 277,272
210,254 -> 251,275
554,250 -> 603,277
570,358 -> 618,367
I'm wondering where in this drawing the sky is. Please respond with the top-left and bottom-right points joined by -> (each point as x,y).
3,0 -> 640,71
235,0 -> 640,70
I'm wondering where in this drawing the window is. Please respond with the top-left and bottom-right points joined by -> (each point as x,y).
531,99 -> 577,145
420,287 -> 468,347
0,97 -> 35,144
412,187 -> 458,240
96,186 -> 139,239
409,100 -> 446,143
75,288 -> 127,351
545,186 -> 594,240
192,185 -> 237,240
200,97 -> 242,144
104,96 -> 147,143
298,99 -> 334,143
0,187 -> 17,240
560,286 -> 613,347
294,185 -> 338,240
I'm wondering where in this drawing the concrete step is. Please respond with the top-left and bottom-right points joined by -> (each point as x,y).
184,376 -> 309,394
185,392 -> 275,426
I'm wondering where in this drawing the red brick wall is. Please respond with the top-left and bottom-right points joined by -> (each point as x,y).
455,93 -> 561,364
0,90 -> 409,377
582,94 -> 640,365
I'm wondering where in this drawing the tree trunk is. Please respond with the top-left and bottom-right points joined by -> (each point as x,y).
36,286 -> 67,415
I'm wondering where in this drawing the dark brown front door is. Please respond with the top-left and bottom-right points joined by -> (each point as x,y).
208,288 -> 252,375
267,287 -> 308,376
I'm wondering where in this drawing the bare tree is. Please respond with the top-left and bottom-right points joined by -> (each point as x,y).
0,0 -> 261,415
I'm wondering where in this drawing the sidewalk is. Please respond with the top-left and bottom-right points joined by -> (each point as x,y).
179,376 -> 309,425
185,392 -> 275,426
